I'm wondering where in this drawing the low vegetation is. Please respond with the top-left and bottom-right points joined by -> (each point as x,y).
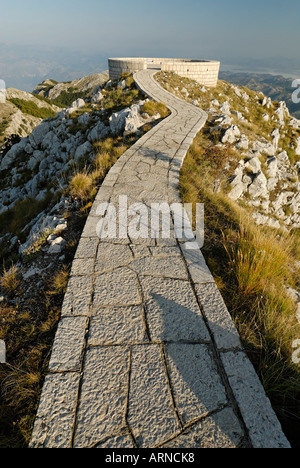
8,98 -> 56,120
141,100 -> 170,118
0,118 -> 9,139
0,72 -> 164,446
180,124 -> 300,447
51,88 -> 88,108
0,135 -> 134,447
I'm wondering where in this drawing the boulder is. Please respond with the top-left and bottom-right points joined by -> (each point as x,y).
245,156 -> 261,174
74,141 -> 93,162
267,156 -> 278,178
248,171 -> 268,199
252,139 -> 275,156
29,121 -> 51,148
295,137 -> 300,156
232,110 -> 243,120
87,121 -> 110,143
67,98 -> 86,114
210,99 -> 220,107
77,113 -> 91,126
219,101 -> 231,115
109,101 -> 146,136
229,181 -> 246,200
236,134 -> 249,150
91,91 -> 104,104
271,128 -> 280,149
214,114 -> 232,127
275,102 -> 288,126
262,97 -> 272,108
221,125 -> 240,144
0,140 -> 26,171
48,237 -> 66,254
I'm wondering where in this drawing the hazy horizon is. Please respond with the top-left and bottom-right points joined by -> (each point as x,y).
0,0 -> 299,90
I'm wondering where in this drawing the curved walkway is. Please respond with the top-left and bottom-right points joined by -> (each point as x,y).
30,70 -> 290,449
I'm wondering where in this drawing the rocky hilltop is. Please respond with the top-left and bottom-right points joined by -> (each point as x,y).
0,72 -> 109,146
220,71 -> 300,120
157,72 -> 300,232
33,72 -> 109,101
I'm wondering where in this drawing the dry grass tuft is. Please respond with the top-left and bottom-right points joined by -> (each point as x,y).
0,265 -> 21,294
69,170 -> 96,202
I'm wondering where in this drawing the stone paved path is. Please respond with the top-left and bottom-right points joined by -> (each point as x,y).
30,70 -> 290,449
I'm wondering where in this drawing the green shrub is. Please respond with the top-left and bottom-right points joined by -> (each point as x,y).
9,98 -> 55,119
52,88 -> 88,108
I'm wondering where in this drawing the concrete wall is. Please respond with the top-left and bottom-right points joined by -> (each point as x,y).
108,58 -> 220,87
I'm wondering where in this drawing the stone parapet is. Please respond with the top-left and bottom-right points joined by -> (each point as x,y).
109,57 -> 220,87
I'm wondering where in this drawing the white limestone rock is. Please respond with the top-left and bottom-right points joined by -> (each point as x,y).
214,114 -> 233,127
236,134 -> 249,150
266,156 -> 278,178
91,91 -> 104,104
219,101 -> 231,115
221,125 -> 240,144
248,171 -> 268,199
109,100 -> 146,136
245,156 -> 261,174
295,137 -> 300,156
66,98 -> 86,115
74,141 -> 93,162
0,140 -> 26,171
262,97 -> 272,108
210,99 -> 220,107
252,139 -> 275,156
87,121 -> 110,143
48,237 -> 66,254
29,121 -> 51,148
271,128 -> 280,149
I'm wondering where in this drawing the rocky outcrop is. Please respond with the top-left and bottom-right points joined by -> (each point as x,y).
0,88 -> 62,144
109,99 -> 160,137
205,88 -> 300,230
0,76 -> 166,264
33,73 -> 109,100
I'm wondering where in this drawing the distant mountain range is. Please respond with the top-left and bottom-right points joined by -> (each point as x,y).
0,43 -> 108,92
220,71 -> 300,119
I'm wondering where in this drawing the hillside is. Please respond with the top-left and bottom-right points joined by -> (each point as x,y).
0,89 -> 62,145
0,72 -> 109,146
33,72 -> 109,106
156,71 -> 300,446
0,69 -> 299,447
156,71 -> 300,232
220,71 -> 300,120
0,72 -> 170,447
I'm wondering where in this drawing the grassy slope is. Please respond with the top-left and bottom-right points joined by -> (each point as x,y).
155,71 -> 300,447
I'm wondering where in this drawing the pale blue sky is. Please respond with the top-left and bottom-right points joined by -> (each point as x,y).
1,0 -> 299,59
0,0 -> 299,89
